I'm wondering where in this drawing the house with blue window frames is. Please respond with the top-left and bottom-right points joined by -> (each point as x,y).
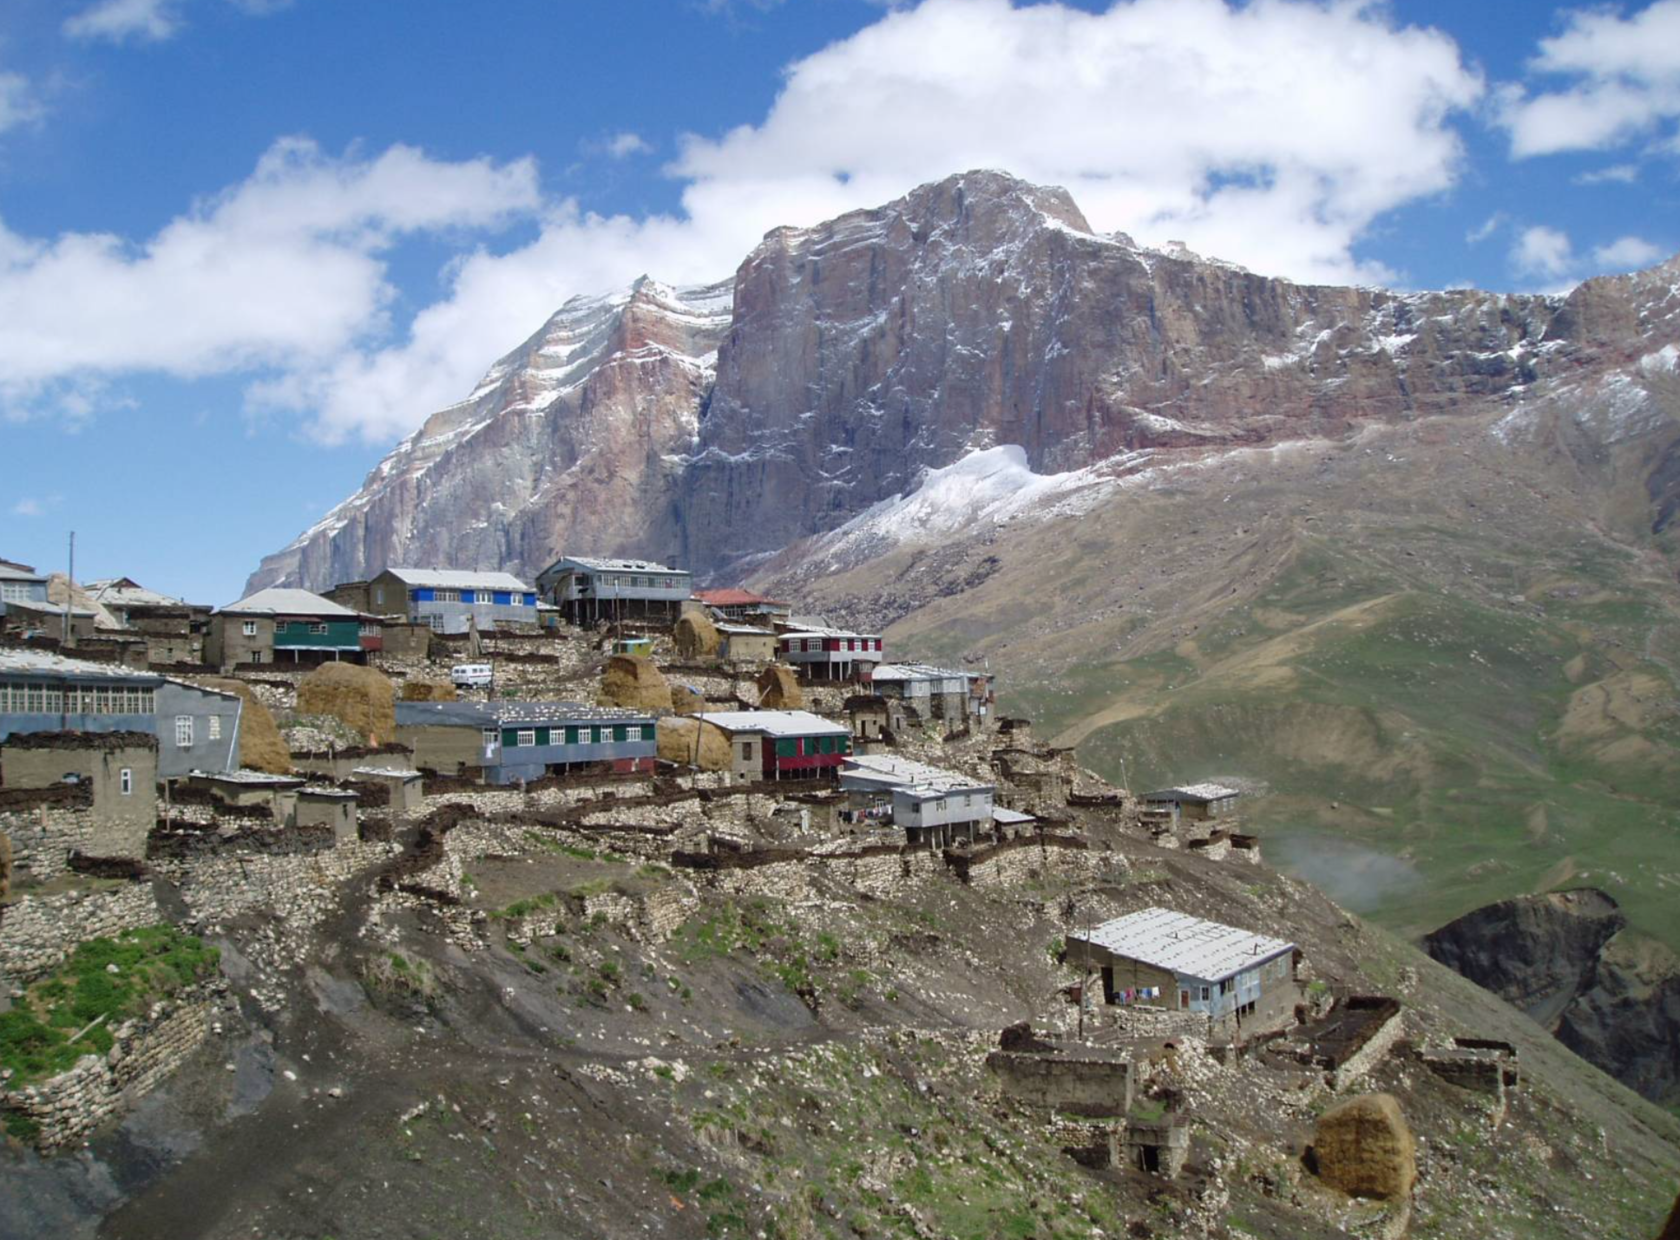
394,699 -> 657,783
1067,907 -> 1300,1039
368,569 -> 539,635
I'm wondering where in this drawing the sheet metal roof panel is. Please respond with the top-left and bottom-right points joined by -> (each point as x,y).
395,700 -> 656,729
840,754 -> 990,794
0,649 -> 164,682
383,568 -> 534,592
220,587 -> 360,617
547,556 -> 688,574
1075,907 -> 1294,983
1144,783 -> 1242,802
696,710 -> 849,738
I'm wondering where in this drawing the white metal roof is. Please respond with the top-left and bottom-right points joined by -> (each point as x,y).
1144,783 -> 1241,803
0,649 -> 162,681
188,768 -> 305,785
351,765 -> 423,779
382,568 -> 533,591
870,662 -> 972,682
546,556 -> 688,574
220,587 -> 359,617
781,625 -> 882,640
0,563 -> 46,583
715,623 -> 776,636
87,580 -> 190,609
1074,907 -> 1294,983
993,807 -> 1037,825
840,754 -> 992,795
697,710 -> 849,738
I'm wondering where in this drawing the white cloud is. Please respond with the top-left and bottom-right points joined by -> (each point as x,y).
1592,234 -> 1664,269
606,132 -> 651,158
1574,162 -> 1640,184
11,497 -> 42,517
0,138 -> 540,431
64,0 -> 182,43
0,72 -> 42,134
1502,0 -> 1680,158
1513,224 -> 1575,278
1465,212 -> 1506,244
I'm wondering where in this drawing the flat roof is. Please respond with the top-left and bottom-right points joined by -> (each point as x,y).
715,623 -> 776,636
0,649 -> 163,682
781,626 -> 882,641
870,662 -> 973,682
993,807 -> 1037,825
1073,907 -> 1294,983
395,700 -> 656,728
840,754 -> 992,795
697,710 -> 850,738
544,556 -> 688,574
1144,783 -> 1241,803
221,587 -> 360,618
351,765 -> 423,779
188,768 -> 305,786
381,568 -> 533,592
695,588 -> 786,607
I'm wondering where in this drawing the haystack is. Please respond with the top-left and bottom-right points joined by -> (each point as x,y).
1313,1093 -> 1416,1200
673,611 -> 721,659
401,678 -> 458,702
296,663 -> 397,746
655,716 -> 733,771
598,655 -> 671,712
670,683 -> 706,715
204,677 -> 292,774
756,664 -> 803,710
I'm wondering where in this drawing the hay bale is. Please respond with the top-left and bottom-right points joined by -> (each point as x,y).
1313,1093 -> 1416,1201
296,663 -> 397,746
655,717 -> 734,771
204,677 -> 293,775
673,611 -> 721,659
670,683 -> 706,715
756,664 -> 803,710
401,678 -> 458,702
598,655 -> 671,712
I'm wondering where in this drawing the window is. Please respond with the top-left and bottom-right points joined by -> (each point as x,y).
434,589 -> 460,603
208,715 -> 222,741
515,729 -> 536,747
24,684 -> 43,712
740,742 -> 753,761
120,768 -> 133,795
375,587 -> 385,605
775,738 -> 797,758
482,728 -> 498,750
1199,986 -> 1210,1002
94,687 -> 112,714
308,622 -> 328,635
242,620 -> 257,636
252,650 -> 264,664
175,715 -> 194,747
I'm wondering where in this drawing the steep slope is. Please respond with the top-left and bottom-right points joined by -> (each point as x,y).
248,277 -> 732,593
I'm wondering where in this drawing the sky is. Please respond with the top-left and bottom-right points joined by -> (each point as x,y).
1,0 -> 1677,606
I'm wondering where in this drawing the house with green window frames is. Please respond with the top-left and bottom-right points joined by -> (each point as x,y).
692,710 -> 852,783
394,699 -> 657,784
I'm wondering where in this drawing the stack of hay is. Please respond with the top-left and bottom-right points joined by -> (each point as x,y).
656,716 -> 734,771
598,655 -> 672,712
204,677 -> 292,774
296,663 -> 397,746
673,611 -> 721,659
400,679 -> 458,702
1312,1093 -> 1417,1201
756,664 -> 803,709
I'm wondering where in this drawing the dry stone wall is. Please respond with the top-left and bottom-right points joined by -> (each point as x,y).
1,792 -> 98,884
0,882 -> 161,982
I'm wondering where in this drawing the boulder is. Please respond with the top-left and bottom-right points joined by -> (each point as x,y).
296,663 -> 397,746
203,678 -> 292,774
673,611 -> 721,659
598,655 -> 671,713
1312,1092 -> 1416,1201
756,664 -> 803,710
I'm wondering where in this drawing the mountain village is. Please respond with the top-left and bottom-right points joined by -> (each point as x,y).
6,545 -> 1670,1240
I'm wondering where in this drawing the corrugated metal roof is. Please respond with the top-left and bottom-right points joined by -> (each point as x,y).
189,768 -> 305,785
544,556 -> 689,574
839,754 -> 990,795
382,568 -> 533,591
220,587 -> 359,617
870,662 -> 972,682
695,588 -> 784,607
1144,783 -> 1241,803
1074,907 -> 1294,983
0,563 -> 48,582
395,700 -> 656,729
780,625 -> 882,640
0,649 -> 162,681
351,765 -> 423,778
715,623 -> 776,636
696,710 -> 849,738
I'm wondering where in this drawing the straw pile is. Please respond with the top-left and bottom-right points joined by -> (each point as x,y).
1313,1093 -> 1416,1200
673,611 -> 721,659
598,655 -> 671,712
401,678 -> 458,702
669,683 -> 706,715
756,664 -> 803,709
296,663 -> 397,746
204,677 -> 292,774
655,716 -> 734,771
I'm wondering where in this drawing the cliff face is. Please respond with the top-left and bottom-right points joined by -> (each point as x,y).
251,169 -> 1679,592
1425,890 -> 1680,1106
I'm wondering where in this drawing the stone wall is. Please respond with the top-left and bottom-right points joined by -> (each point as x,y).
1329,1005 -> 1407,1092
949,836 -> 1120,888
0,882 -> 161,982
1,788 -> 100,885
0,988 -> 214,1150
986,1049 -> 1134,1117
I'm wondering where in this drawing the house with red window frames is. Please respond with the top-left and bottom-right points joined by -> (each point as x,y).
693,709 -> 853,782
777,625 -> 883,681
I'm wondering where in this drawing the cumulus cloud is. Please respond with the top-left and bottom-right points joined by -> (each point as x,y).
64,0 -> 182,43
601,132 -> 652,159
1501,0 -> 1680,158
0,138 -> 540,429
1592,234 -> 1665,268
11,0 -> 1490,445
1509,223 -> 1667,286
1513,225 -> 1575,278
11,497 -> 43,517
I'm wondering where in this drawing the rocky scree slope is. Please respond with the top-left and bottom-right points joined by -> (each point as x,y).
250,169 -> 1659,591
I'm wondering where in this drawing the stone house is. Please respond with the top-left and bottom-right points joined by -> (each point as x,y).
181,769 -> 305,821
295,786 -> 359,842
1067,907 -> 1299,1039
1142,784 -> 1241,825
870,663 -> 980,721
692,710 -> 854,783
693,588 -> 792,626
845,694 -> 892,744
839,754 -> 996,846
395,700 -> 657,783
0,650 -> 242,778
87,578 -> 211,666
365,568 -> 539,635
536,556 -> 692,626
715,624 -> 778,663
351,765 -> 424,814
208,587 -> 380,670
777,626 -> 883,682
0,730 -> 157,861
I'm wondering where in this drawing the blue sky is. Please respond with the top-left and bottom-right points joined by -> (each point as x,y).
1,0 -> 1677,605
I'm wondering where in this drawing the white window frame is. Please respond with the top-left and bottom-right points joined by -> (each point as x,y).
120,767 -> 133,795
175,714 -> 194,747
516,729 -> 536,748
241,619 -> 257,636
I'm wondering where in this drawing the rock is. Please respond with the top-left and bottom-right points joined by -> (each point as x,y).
1312,1092 -> 1416,1201
296,664 -> 398,746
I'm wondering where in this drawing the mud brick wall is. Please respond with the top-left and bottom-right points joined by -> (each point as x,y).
1,790 -> 98,884
0,991 -> 213,1151
0,882 -> 162,982
986,1050 -> 1134,1117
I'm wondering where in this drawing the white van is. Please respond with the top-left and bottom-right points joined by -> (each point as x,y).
451,662 -> 493,689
